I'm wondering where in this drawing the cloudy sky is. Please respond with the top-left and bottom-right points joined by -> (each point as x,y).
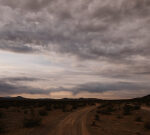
0,0 -> 150,99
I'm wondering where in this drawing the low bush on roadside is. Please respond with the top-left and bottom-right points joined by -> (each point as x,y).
144,121 -> 150,130
91,121 -> 96,126
95,114 -> 100,121
123,104 -> 140,115
45,105 -> 52,111
24,110 -> 28,114
0,122 -> 5,133
30,108 -> 35,115
97,103 -> 108,109
135,116 -> 142,122
0,112 -> 3,118
123,104 -> 132,115
133,105 -> 141,110
38,109 -> 48,116
117,115 -> 122,119
98,105 -> 115,115
72,104 -> 78,110
23,117 -> 41,128
17,109 -> 21,112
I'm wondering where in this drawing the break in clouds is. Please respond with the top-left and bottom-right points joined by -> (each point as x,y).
0,0 -> 150,99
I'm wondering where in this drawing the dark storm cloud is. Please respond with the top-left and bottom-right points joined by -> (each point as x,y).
0,77 -> 47,95
0,0 -> 54,11
0,0 -> 150,97
72,82 -> 150,94
0,81 -> 49,95
0,0 -> 149,61
48,81 -> 150,95
135,72 -> 150,75
0,79 -> 149,96
1,77 -> 43,83
0,43 -> 35,53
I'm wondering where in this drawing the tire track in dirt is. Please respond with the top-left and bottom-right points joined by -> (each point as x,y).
50,106 -> 96,135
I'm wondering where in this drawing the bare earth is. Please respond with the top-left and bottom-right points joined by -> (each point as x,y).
1,103 -> 150,135
141,106 -> 150,112
50,106 -> 95,135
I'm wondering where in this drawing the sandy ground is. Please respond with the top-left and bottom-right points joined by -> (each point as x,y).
1,104 -> 150,135
1,105 -> 96,135
141,106 -> 150,111
49,106 -> 96,135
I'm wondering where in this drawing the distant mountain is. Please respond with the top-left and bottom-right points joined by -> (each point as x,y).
140,95 -> 150,101
0,95 -> 150,101
131,94 -> 150,103
0,96 -> 26,100
15,96 -> 26,100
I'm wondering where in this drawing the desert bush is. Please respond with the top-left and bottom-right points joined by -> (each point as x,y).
107,106 -> 116,112
144,121 -> 150,130
62,105 -> 72,112
96,110 -> 100,113
117,115 -> 122,119
99,109 -> 111,115
123,104 -> 140,115
97,104 -> 107,109
133,104 -> 141,110
95,114 -> 100,121
23,117 -> 41,128
62,108 -> 66,112
98,105 -> 115,115
91,121 -> 96,126
135,116 -> 142,122
0,112 -> 3,118
17,109 -> 21,112
0,122 -> 5,133
30,108 -> 35,115
72,104 -> 78,110
146,102 -> 150,106
88,102 -> 95,106
53,104 -> 61,109
123,104 -> 132,115
39,109 -> 48,116
45,105 -> 51,111
24,110 -> 28,114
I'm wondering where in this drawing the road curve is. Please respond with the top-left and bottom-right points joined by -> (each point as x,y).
50,106 -> 96,135
141,106 -> 150,111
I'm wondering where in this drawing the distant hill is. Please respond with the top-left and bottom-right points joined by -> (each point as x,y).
141,95 -> 150,99
0,95 -> 150,102
130,95 -> 150,103
0,96 -> 26,100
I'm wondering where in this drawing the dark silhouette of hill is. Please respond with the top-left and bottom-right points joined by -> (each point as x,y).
0,94 -> 150,108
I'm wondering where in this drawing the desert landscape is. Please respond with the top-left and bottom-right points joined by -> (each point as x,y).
0,96 -> 150,135
0,0 -> 150,135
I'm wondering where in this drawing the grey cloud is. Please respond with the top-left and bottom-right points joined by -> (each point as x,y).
0,43 -> 36,53
0,77 -> 43,83
73,82 -> 150,94
47,81 -> 150,95
92,0 -> 150,20
0,0 -> 54,12
0,81 -> 49,95
1,80 -> 149,96
0,0 -> 149,61
24,80 -> 150,94
0,0 -> 150,98
134,72 -> 150,75
0,0 -> 149,66
0,77 -> 47,95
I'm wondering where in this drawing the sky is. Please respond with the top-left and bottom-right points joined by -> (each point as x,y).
0,0 -> 150,99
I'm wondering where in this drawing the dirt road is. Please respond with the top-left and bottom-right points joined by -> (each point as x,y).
141,106 -> 150,111
50,106 -> 95,135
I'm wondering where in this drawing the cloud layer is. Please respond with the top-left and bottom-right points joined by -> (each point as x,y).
0,0 -> 150,98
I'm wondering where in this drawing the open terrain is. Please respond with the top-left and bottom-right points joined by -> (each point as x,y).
0,96 -> 150,135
